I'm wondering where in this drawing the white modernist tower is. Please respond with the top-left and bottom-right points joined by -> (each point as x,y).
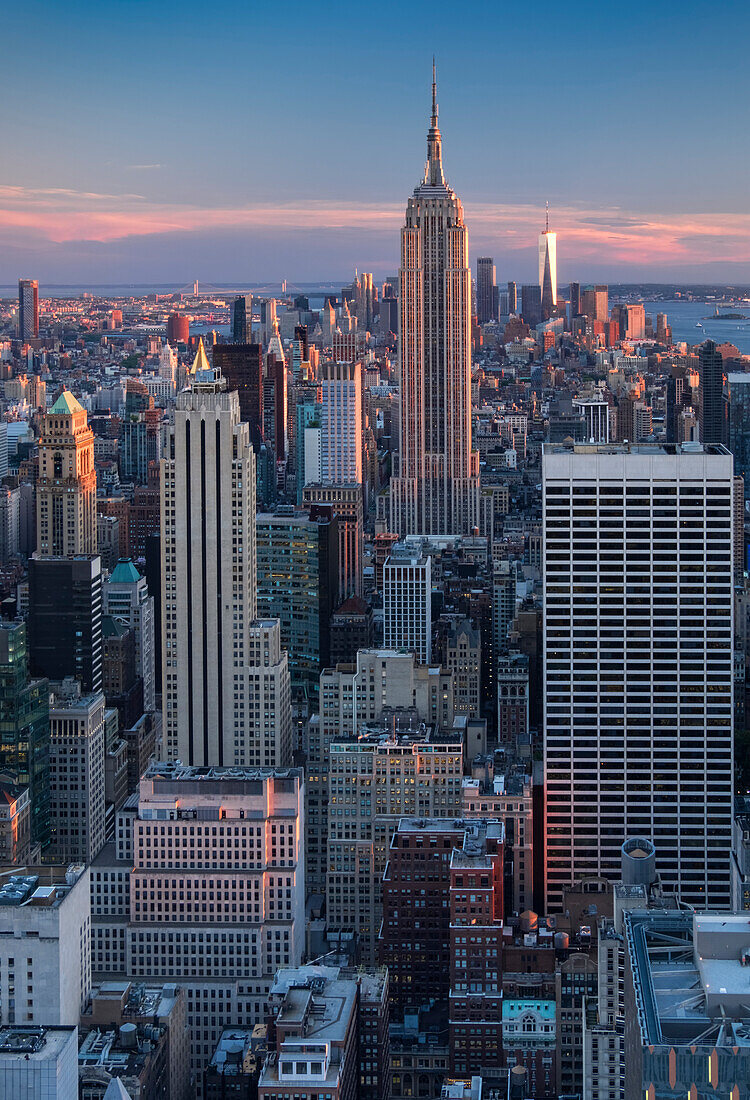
390,65 -> 480,536
542,443 -> 734,913
538,204 -> 557,318
161,341 -> 257,766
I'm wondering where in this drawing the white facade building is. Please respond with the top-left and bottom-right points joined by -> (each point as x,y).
383,543 -> 432,663
160,342 -> 257,765
543,442 -> 734,912
0,1025 -> 78,1098
0,866 -> 91,1027
573,399 -> 610,443
245,620 -> 293,768
319,360 -> 362,485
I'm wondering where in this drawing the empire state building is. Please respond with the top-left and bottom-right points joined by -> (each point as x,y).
390,66 -> 480,537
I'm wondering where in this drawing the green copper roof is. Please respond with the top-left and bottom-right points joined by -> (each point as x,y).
109,558 -> 142,584
49,389 -> 84,414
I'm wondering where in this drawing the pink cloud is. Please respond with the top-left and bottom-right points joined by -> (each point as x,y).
0,184 -> 749,269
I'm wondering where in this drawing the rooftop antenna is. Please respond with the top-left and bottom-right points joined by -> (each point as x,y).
545,201 -> 550,233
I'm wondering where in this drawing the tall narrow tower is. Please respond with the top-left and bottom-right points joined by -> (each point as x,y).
161,339 -> 257,766
390,63 -> 480,536
539,203 -> 557,320
36,390 -> 97,557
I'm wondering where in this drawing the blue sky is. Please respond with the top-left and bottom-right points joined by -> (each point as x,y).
3,0 -> 750,285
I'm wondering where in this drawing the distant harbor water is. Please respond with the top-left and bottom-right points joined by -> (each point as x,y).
644,299 -> 750,354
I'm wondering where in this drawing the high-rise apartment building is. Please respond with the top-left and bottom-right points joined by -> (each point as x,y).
538,208 -> 557,319
383,542 -> 432,662
160,341 -> 257,765
48,682 -> 106,864
521,284 -> 542,327
699,339 -> 727,445
232,294 -> 253,343
307,650 -> 455,894
0,621 -> 50,848
245,619 -> 294,767
36,390 -> 97,558
302,483 -> 363,600
327,728 -> 463,964
543,442 -> 734,911
390,67 -> 480,536
476,257 -> 497,323
580,284 -> 609,323
102,557 -> 156,713
319,360 -> 363,484
18,278 -> 39,340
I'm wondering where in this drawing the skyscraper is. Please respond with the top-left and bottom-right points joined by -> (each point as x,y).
18,278 -> 39,339
507,281 -> 518,314
319,360 -> 362,484
390,65 -> 480,536
160,340 -> 257,765
0,621 -> 50,848
476,257 -> 497,323
543,442 -> 734,912
36,390 -> 97,557
28,554 -> 103,694
212,343 -> 264,447
231,293 -> 252,343
538,205 -> 557,320
699,339 -> 727,445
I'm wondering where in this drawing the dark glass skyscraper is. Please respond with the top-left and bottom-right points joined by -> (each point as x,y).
18,278 -> 39,339
232,294 -> 252,343
476,257 -> 497,323
699,339 -> 727,445
212,343 -> 264,447
0,620 -> 50,848
521,284 -> 542,327
28,555 -> 103,694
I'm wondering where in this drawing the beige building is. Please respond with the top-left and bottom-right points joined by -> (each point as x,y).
306,649 -> 455,895
444,619 -> 481,718
161,342 -> 258,766
48,682 -> 106,866
327,727 -> 463,964
93,763 -> 305,1097
390,67 -> 479,536
462,759 -> 534,913
245,620 -> 293,768
36,389 -> 96,557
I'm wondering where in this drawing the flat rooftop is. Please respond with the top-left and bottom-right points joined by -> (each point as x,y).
626,910 -> 750,1050
543,441 -> 730,456
0,1025 -> 75,1061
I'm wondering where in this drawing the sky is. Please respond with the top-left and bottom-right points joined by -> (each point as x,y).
3,0 -> 750,287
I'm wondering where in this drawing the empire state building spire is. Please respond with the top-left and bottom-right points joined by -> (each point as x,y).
391,65 -> 480,537
425,58 -> 444,186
